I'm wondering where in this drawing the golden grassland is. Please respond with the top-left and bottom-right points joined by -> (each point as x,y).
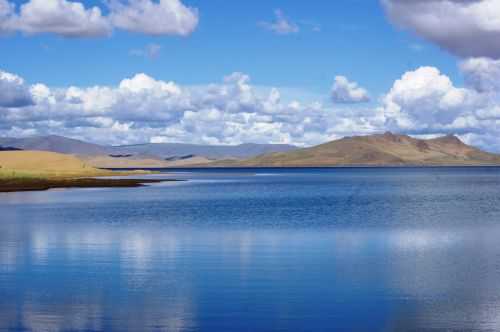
0,151 -> 110,178
0,151 -> 154,179
0,151 -> 165,192
0,165 -> 117,180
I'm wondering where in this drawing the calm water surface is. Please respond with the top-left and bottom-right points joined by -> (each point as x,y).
2,167 -> 500,331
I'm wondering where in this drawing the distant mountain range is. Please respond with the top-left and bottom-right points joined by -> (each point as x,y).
0,135 -> 298,160
2,132 -> 500,168
0,136 -> 108,155
230,132 -> 500,166
110,142 -> 298,159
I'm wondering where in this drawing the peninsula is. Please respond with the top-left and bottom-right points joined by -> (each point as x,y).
0,151 -> 167,192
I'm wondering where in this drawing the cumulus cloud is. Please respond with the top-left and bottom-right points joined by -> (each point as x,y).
6,0 -> 111,37
0,69 -> 383,146
382,66 -> 481,131
380,65 -> 500,152
259,9 -> 299,35
381,0 -> 500,58
380,0 -> 500,149
378,64 -> 500,149
460,57 -> 500,93
0,70 -> 34,107
3,65 -> 500,151
0,0 -> 198,37
331,76 -> 370,103
119,73 -> 181,95
109,0 -> 199,36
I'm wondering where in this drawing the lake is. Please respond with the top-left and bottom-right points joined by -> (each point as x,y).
1,167 -> 500,331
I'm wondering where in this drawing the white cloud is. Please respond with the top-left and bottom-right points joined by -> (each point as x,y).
382,0 -> 500,58
119,73 -> 181,95
3,65 -> 500,151
30,83 -> 54,103
380,1 -> 500,148
0,70 -> 34,107
0,0 -> 14,33
109,0 -> 198,36
378,65 -> 500,151
0,0 -> 198,37
460,57 -> 500,93
0,70 -> 378,146
380,64 -> 500,149
476,106 -> 500,120
331,76 -> 370,104
10,0 -> 111,37
382,66 -> 480,131
259,9 -> 299,35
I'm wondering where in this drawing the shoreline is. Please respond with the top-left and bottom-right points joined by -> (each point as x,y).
101,164 -> 500,171
0,177 -> 179,193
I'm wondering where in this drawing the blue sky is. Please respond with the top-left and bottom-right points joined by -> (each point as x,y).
1,0 -> 460,95
1,0 -> 500,151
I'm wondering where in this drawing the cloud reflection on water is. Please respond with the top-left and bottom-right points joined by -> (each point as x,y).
1,219 -> 500,331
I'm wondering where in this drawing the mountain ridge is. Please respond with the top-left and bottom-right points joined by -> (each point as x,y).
0,135 -> 108,155
0,135 -> 298,160
3,133 -> 500,167
229,132 -> 500,167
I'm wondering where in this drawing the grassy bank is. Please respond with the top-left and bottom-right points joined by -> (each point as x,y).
0,151 -> 172,193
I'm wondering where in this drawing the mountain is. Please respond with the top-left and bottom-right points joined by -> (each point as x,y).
0,135 -> 298,160
0,135 -> 108,155
233,132 -> 500,167
111,142 -> 297,159
6,133 -> 497,168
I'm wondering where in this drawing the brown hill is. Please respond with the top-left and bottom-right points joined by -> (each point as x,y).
234,132 -> 500,167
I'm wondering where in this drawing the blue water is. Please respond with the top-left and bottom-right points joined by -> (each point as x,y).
2,167 -> 500,331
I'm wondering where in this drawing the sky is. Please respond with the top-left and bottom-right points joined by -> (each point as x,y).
1,0 -> 500,151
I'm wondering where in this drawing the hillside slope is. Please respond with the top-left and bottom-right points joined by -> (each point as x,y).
0,135 -> 108,155
236,132 -> 500,166
0,151 -> 108,177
